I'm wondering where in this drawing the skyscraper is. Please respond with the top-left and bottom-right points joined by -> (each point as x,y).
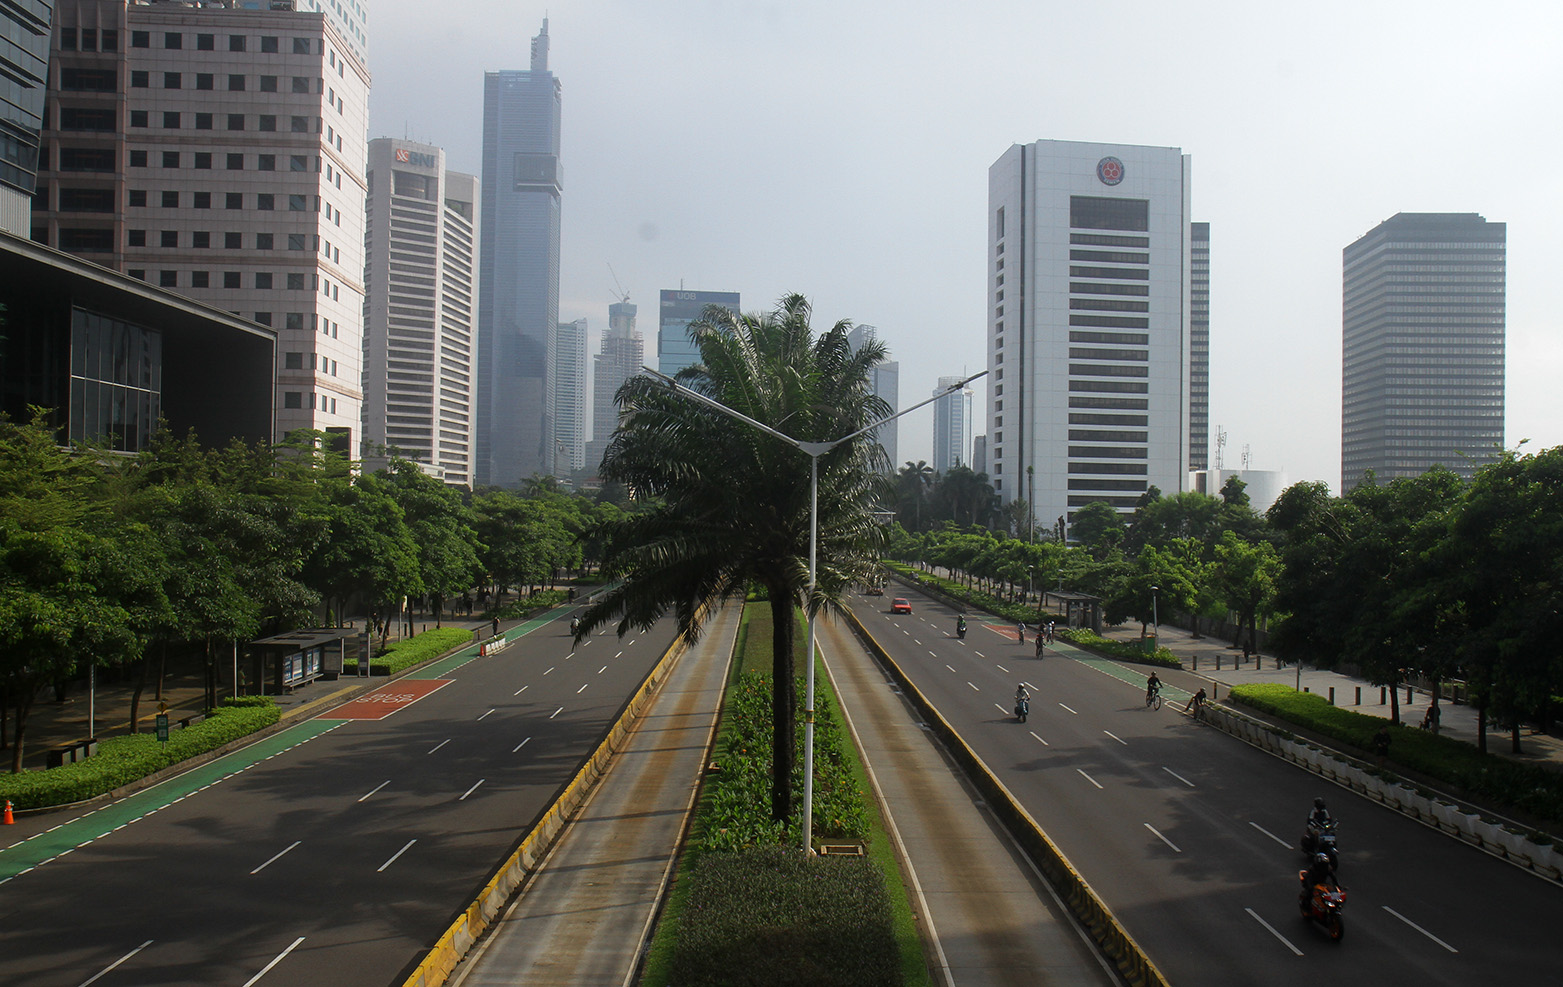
553,316 -> 588,475
1188,221 -> 1210,472
1341,212 -> 1505,491
477,19 -> 560,487
657,288 -> 739,376
932,375 -> 971,473
584,298 -> 641,472
847,323 -> 898,470
987,140 -> 1191,528
362,138 -> 479,486
37,0 -> 371,451
0,0 -> 50,234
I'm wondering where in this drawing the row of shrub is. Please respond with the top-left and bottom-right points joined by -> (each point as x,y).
497,588 -> 572,621
645,602 -> 919,987
885,562 -> 1181,668
342,626 -> 474,676
1229,683 -> 1563,825
0,698 -> 281,809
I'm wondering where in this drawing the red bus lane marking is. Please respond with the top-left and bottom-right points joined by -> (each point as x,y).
322,680 -> 453,720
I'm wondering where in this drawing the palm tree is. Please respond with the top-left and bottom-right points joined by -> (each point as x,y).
896,460 -> 936,531
577,293 -> 891,824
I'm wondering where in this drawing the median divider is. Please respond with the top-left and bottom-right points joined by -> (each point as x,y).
398,624 -> 696,987
844,608 -> 1171,987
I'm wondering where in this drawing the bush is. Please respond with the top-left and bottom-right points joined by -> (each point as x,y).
343,626 -> 473,675
0,701 -> 280,809
496,588 -> 570,620
1230,683 -> 1563,824
668,846 -> 900,987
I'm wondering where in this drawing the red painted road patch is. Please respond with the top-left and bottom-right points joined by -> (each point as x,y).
322,680 -> 452,720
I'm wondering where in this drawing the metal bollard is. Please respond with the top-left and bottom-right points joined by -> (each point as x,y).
1380,687 -> 1387,705
1193,655 -> 1198,671
1328,686 -> 1335,705
1355,686 -> 1361,705
1406,686 -> 1413,704
1216,655 -> 1222,670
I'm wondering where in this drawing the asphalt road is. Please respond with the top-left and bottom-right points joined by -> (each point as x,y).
853,585 -> 1563,986
0,612 -> 679,987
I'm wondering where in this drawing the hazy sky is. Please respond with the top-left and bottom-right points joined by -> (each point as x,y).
369,0 -> 1562,494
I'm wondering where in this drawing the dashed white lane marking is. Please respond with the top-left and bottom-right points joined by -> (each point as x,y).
427,739 -> 450,754
513,685 -> 528,696
1076,769 -> 1103,790
1058,702 -> 1078,715
512,737 -> 531,753
549,707 -> 564,720
1163,767 -> 1195,788
597,665 -> 607,674
966,681 -> 980,692
357,780 -> 390,802
544,666 -> 555,675
1383,906 -> 1458,953
1249,821 -> 1292,849
576,683 -> 589,694
1246,908 -> 1303,956
614,650 -> 624,659
1030,731 -> 1049,746
945,664 -> 957,673
241,936 -> 306,987
77,939 -> 154,987
974,651 -> 986,658
1104,730 -> 1126,745
459,779 -> 485,801
995,664 -> 1010,674
993,703 -> 1008,714
477,708 -> 496,721
377,840 -> 416,873
250,841 -> 301,875
1144,823 -> 1181,852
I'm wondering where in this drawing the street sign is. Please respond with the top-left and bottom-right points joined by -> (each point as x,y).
156,713 -> 169,743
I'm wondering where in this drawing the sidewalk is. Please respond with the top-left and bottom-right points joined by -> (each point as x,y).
1093,618 -> 1563,773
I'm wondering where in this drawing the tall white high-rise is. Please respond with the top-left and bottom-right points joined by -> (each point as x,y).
932,375 -> 971,473
38,0 -> 372,451
362,138 -> 479,486
987,140 -> 1191,529
584,298 -> 641,472
553,317 -> 588,475
847,324 -> 898,471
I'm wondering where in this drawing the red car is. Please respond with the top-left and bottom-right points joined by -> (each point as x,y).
890,598 -> 912,614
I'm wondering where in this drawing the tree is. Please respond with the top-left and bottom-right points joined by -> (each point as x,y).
895,461 -> 936,532
1070,501 -> 1125,556
379,460 -> 483,626
1212,531 -> 1282,653
579,293 -> 891,824
928,465 -> 1000,528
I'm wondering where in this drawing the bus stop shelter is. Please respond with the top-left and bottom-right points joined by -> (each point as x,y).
1042,591 -> 1103,634
246,628 -> 357,695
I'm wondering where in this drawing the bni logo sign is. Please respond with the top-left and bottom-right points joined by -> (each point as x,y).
1096,156 -> 1124,186
394,148 -> 410,162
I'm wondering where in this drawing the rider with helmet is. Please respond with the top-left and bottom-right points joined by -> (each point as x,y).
1145,671 -> 1162,704
1308,797 -> 1333,831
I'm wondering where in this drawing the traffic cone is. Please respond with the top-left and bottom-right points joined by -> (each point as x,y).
3,799 -> 13,825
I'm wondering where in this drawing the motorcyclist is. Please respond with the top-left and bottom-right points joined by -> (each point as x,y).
1015,683 -> 1031,707
1145,671 -> 1162,703
1307,797 -> 1333,832
956,614 -> 967,637
1300,851 -> 1338,901
569,616 -> 581,635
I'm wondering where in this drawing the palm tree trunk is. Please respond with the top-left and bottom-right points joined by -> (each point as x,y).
767,586 -> 797,825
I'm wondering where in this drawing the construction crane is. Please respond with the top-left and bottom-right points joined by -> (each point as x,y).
607,264 -> 630,305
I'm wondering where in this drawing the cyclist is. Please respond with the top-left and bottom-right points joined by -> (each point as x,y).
1016,621 -> 1025,644
1035,633 -> 1045,658
1187,687 -> 1207,717
1145,671 -> 1162,706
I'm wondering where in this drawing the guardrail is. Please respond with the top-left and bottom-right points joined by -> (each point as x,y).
398,622 -> 694,987
843,607 -> 1171,987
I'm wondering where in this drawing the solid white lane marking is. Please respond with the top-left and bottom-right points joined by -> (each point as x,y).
358,781 -> 390,802
1076,769 -> 1103,789
513,685 -> 528,696
1144,823 -> 1181,852
512,737 -> 531,752
966,681 -> 980,692
995,664 -> 1009,674
549,707 -> 564,719
1246,908 -> 1303,956
241,937 -> 305,987
76,939 -> 153,987
1058,702 -> 1078,715
377,840 -> 416,872
1249,821 -> 1292,849
576,683 -> 588,694
250,841 -> 302,875
427,739 -> 450,755
477,708 -> 496,721
1383,906 -> 1458,953
1163,767 -> 1196,788
1104,730 -> 1126,745
1030,731 -> 1049,746
459,779 -> 485,801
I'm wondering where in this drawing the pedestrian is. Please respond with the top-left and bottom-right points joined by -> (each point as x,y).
1372,724 -> 1391,767
1420,704 -> 1441,734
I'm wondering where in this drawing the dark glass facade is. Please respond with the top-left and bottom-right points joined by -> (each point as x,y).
0,0 -> 52,207
1341,213 -> 1506,491
1188,222 -> 1209,471
657,289 -> 740,378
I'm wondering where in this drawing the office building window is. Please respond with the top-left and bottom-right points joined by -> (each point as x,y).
197,34 -> 214,51
286,313 -> 305,330
159,270 -> 177,287
160,190 -> 178,207
229,35 -> 246,52
160,231 -> 177,248
131,31 -> 149,48
126,149 -> 149,169
255,273 -> 273,289
227,114 -> 244,131
195,113 -> 213,130
100,30 -> 117,51
257,193 -> 274,210
259,115 -> 276,132
161,151 -> 179,168
257,155 -> 275,172
164,32 -> 182,49
256,233 -> 273,250
294,37 -> 312,54
288,233 -> 307,251
128,189 -> 147,207
291,116 -> 309,133
192,231 -> 210,248
284,352 -> 304,369
193,191 -> 211,209
225,192 -> 242,209
228,74 -> 245,91
260,76 -> 278,93
226,153 -> 243,170
254,313 -> 273,326
287,273 -> 306,290
283,392 -> 302,409
223,271 -> 241,288
288,194 -> 307,211
127,229 -> 147,246
196,74 -> 213,91
129,110 -> 148,128
162,112 -> 180,129
163,73 -> 181,89
60,68 -> 117,92
192,271 -> 209,287
261,36 -> 279,53
224,232 -> 241,249
130,70 -> 149,88
290,155 -> 308,172
60,27 -> 77,50
292,77 -> 310,94
57,188 -> 114,212
194,152 -> 211,169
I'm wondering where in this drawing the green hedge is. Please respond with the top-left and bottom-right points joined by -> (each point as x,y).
343,626 -> 473,676
667,847 -> 900,987
885,562 -> 1181,668
1229,683 -> 1563,824
0,700 -> 280,809
496,588 -> 570,620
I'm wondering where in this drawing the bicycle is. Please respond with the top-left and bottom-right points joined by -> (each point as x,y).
1145,687 -> 1163,710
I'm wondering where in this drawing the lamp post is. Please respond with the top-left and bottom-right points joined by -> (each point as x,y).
644,365 -> 986,853
1150,584 -> 1160,642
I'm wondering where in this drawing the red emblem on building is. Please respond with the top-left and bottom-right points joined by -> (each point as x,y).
1097,156 -> 1124,186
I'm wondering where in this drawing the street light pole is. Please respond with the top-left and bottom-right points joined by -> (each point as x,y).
644,366 -> 986,853
1151,584 -> 1160,641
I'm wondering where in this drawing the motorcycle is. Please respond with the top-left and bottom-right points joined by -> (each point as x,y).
569,617 -> 580,635
956,617 -> 967,640
1015,696 -> 1030,722
1300,820 -> 1340,872
1298,873 -> 1347,941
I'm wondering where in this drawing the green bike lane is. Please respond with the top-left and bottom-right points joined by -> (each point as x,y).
1043,636 -> 1194,706
0,607 -> 572,886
